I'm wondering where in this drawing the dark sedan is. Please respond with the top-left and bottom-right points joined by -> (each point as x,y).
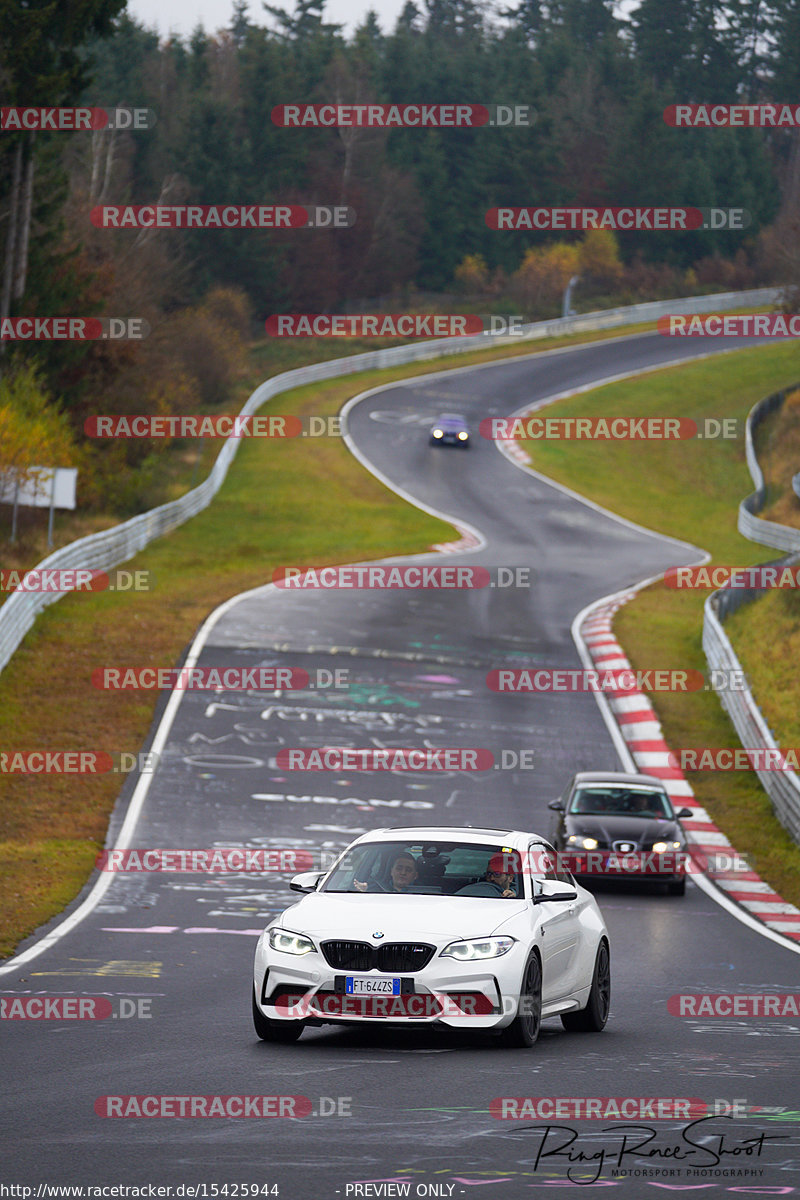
549,771 -> 694,895
429,412 -> 470,448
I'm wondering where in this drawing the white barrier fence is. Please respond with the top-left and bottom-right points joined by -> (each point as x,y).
738,384 -> 800,551
0,285 -> 783,677
705,381 -> 800,844
703,560 -> 800,845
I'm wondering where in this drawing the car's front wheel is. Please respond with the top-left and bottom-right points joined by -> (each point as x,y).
667,877 -> 686,896
561,939 -> 610,1032
252,986 -> 304,1043
500,952 -> 542,1047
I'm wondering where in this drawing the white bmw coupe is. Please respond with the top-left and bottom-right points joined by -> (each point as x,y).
252,826 -> 610,1047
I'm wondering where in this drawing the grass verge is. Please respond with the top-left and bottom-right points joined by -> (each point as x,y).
519,341 -> 800,908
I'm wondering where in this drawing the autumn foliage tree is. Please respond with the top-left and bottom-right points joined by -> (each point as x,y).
0,363 -> 77,504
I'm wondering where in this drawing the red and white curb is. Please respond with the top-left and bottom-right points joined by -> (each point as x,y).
431,527 -> 483,554
581,597 -> 800,943
499,437 -> 531,467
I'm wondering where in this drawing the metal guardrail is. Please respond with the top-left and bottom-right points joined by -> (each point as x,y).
738,383 -> 800,551
0,285 -> 784,677
705,381 -> 800,845
704,560 -> 800,845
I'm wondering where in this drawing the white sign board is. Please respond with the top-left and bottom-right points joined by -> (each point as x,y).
0,466 -> 77,510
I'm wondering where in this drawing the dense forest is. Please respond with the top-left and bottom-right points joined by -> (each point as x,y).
2,0 -> 800,510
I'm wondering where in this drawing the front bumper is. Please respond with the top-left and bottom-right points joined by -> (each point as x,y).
431,434 -> 469,447
253,935 -> 526,1029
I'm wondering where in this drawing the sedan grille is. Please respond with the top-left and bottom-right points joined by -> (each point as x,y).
321,941 -> 435,973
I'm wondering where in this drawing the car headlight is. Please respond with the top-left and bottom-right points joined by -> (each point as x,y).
567,835 -> 598,850
268,928 -> 316,955
440,937 -> 516,961
432,428 -> 443,437
652,841 -> 682,852
457,431 -> 468,440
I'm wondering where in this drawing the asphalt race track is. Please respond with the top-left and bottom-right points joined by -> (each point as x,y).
3,332 -> 799,1198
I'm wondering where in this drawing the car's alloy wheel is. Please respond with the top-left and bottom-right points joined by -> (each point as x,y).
500,952 -> 542,1047
252,986 -> 304,1043
561,939 -> 610,1032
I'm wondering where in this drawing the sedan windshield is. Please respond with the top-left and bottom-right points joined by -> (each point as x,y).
323,841 -> 524,897
569,786 -> 673,819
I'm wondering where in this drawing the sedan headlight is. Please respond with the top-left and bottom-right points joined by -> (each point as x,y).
268,928 -> 316,955
440,937 -> 516,961
432,428 -> 443,438
567,835 -> 598,850
652,841 -> 682,853
457,431 -> 468,440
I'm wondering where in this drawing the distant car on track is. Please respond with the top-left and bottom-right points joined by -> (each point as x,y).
549,771 -> 694,895
252,825 -> 610,1046
429,412 -> 470,448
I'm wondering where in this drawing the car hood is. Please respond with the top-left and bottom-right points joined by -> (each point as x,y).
565,814 -> 682,846
275,892 -> 528,941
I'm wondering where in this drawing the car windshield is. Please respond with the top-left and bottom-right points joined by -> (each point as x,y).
569,786 -> 673,819
323,841 -> 523,897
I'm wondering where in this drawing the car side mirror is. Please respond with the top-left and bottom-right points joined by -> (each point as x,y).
676,808 -> 694,820
548,800 -> 565,811
534,878 -> 578,903
289,871 -> 323,893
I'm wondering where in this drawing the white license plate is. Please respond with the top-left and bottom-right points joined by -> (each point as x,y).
345,977 -> 401,995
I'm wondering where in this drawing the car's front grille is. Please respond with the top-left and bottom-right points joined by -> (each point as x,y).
321,941 -> 435,973
322,941 -> 374,971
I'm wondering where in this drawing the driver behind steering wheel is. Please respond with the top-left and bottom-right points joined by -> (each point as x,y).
353,852 -> 418,893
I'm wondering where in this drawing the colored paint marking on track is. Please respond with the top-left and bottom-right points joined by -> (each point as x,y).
30,959 -> 163,977
101,926 -> 263,936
